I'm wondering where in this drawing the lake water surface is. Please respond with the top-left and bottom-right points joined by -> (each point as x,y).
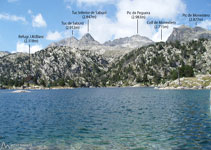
0,88 -> 210,150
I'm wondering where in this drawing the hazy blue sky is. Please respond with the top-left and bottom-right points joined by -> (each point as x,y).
0,0 -> 210,53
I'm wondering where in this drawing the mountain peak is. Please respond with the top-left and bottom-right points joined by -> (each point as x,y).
130,34 -> 153,41
193,26 -> 206,32
70,36 -> 78,41
178,25 -> 190,29
79,33 -> 100,46
48,33 -> 154,51
81,33 -> 95,41
103,34 -> 154,48
48,36 -> 79,47
167,25 -> 211,42
130,34 -> 141,38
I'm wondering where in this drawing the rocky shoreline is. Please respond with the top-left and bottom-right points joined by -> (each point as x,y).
156,75 -> 211,90
155,86 -> 211,90
1,74 -> 211,91
0,86 -> 75,90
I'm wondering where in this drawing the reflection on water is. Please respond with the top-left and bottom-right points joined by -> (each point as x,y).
0,88 -> 210,150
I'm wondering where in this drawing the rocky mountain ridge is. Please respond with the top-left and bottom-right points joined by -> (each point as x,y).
50,33 -> 154,49
0,25 -> 211,88
49,33 -> 154,60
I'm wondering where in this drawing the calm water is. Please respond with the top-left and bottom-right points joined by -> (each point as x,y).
0,88 -> 210,150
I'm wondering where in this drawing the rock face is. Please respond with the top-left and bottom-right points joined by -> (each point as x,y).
0,46 -> 109,87
0,51 -> 10,57
167,25 -> 211,42
50,37 -> 79,48
79,33 -> 100,46
104,34 -> 154,49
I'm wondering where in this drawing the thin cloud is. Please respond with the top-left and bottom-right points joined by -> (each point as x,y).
66,5 -> 72,10
28,9 -> 33,15
77,0 -> 114,4
15,42 -> 42,53
0,13 -> 26,23
64,0 -> 116,6
198,20 -> 211,29
46,31 -> 62,41
46,30 -> 73,41
79,0 -> 186,42
8,0 -> 18,3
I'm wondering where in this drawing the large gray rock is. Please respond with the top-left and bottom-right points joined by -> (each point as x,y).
0,51 -> 10,58
104,34 -> 154,49
49,36 -> 79,48
167,25 -> 211,42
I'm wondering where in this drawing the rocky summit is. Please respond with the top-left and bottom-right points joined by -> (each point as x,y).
103,34 -> 154,49
167,25 -> 211,43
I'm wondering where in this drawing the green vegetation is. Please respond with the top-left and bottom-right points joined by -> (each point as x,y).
0,76 -> 24,87
170,65 -> 194,80
0,39 -> 210,88
105,39 -> 208,86
40,79 -> 46,87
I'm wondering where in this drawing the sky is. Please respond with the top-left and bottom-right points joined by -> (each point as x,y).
0,0 -> 211,53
